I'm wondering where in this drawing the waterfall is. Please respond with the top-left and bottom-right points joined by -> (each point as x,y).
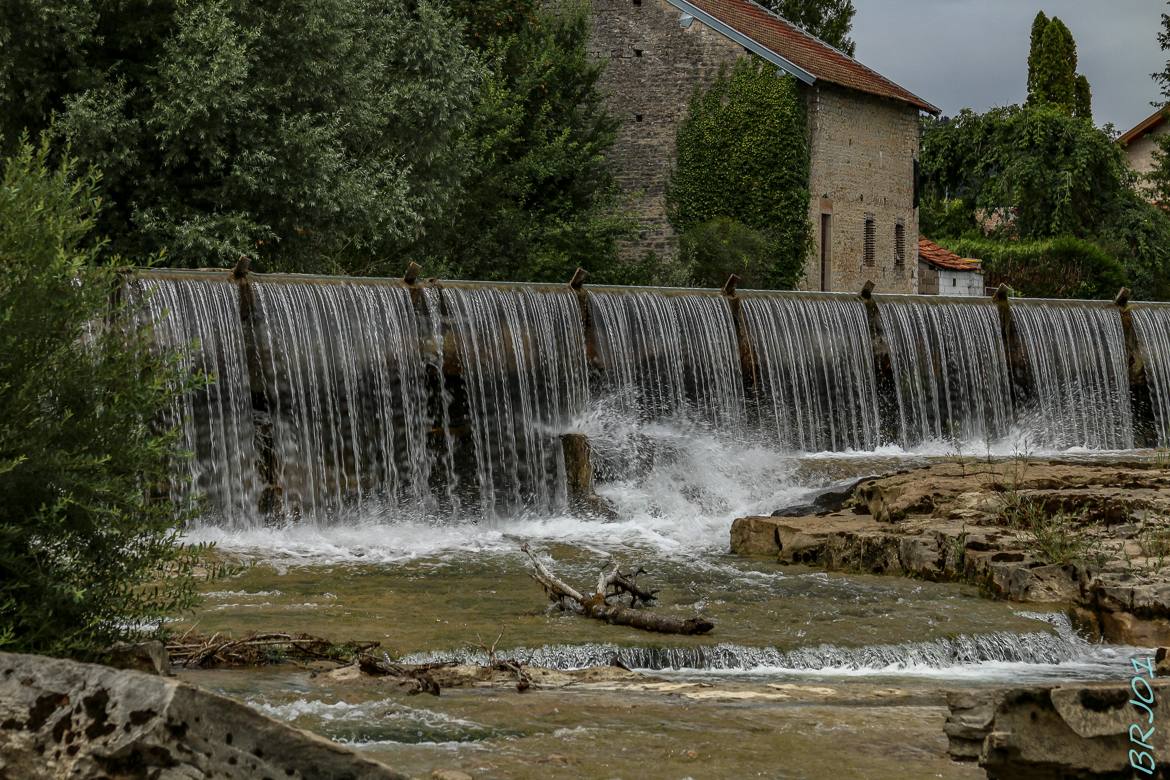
440,286 -> 589,519
740,295 -> 880,452
879,297 -> 1014,448
135,271 -> 1164,525
252,281 -> 432,522
1011,301 -> 1133,450
136,277 -> 259,525
588,291 -> 743,429
1132,305 -> 1170,446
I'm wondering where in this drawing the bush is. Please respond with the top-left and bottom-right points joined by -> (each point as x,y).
943,236 -> 1127,300
0,140 -> 202,658
679,218 -> 783,289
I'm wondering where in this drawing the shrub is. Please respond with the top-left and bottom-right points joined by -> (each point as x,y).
0,140 -> 202,658
679,218 -> 783,289
943,236 -> 1127,300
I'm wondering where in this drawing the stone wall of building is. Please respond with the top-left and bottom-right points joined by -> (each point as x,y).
805,84 -> 921,294
1125,124 -> 1167,178
584,1 -> 923,293
586,0 -> 744,261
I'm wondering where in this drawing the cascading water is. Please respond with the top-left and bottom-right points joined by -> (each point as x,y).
739,295 -> 880,452
439,285 -> 589,519
878,297 -> 1014,448
588,291 -> 743,428
136,276 -> 259,525
1010,301 -> 1133,450
252,281 -> 432,522
1132,305 -> 1170,446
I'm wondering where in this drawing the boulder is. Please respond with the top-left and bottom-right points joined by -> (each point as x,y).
945,681 -> 1170,779
0,651 -> 407,779
105,641 -> 170,676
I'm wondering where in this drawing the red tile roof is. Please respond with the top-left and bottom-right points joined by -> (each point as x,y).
918,238 -> 982,272
1119,107 -> 1168,148
680,0 -> 939,114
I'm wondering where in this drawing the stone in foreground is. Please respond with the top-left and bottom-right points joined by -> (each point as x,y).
945,681 -> 1170,779
0,651 -> 407,779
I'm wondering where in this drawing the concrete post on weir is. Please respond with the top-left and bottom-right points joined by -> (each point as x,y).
721,274 -> 758,396
230,255 -> 284,517
992,283 -> 1036,414
1116,287 -> 1158,447
568,267 -> 603,374
860,281 -> 899,445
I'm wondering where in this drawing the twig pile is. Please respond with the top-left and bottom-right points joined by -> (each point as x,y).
167,631 -> 379,668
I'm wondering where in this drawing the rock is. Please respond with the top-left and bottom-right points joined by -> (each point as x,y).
733,460 -> 1170,646
431,770 -> 473,780
1157,647 -> 1170,676
105,641 -> 170,676
946,681 -> 1170,779
0,651 -> 407,779
729,516 -> 782,556
771,475 -> 878,517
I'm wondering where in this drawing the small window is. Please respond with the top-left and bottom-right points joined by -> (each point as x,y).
894,221 -> 906,266
633,0 -> 641,5
863,215 -> 876,267
953,278 -> 958,287
634,48 -> 643,57
634,113 -> 643,123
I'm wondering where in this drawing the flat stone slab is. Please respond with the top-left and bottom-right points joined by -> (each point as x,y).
0,651 -> 407,779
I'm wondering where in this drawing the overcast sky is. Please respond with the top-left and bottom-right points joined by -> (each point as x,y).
850,1 -> 1166,132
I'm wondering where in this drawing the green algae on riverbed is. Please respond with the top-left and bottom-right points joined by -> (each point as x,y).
182,548 -> 1060,656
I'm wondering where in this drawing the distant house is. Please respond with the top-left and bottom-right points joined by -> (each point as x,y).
917,238 -> 984,297
586,0 -> 939,294
1119,107 -> 1168,199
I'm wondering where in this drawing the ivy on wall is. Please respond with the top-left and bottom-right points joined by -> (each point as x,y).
666,59 -> 811,289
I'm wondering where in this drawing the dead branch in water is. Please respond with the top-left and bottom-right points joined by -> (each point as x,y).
521,544 -> 714,635
167,632 -> 380,668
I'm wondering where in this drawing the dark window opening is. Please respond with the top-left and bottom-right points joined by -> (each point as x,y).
635,114 -> 643,122
863,215 -> 876,267
894,221 -> 906,266
634,49 -> 643,57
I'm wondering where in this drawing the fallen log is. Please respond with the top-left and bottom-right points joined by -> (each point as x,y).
522,544 -> 714,635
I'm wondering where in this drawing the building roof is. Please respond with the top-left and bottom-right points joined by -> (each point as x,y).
918,238 -> 982,272
667,0 -> 939,114
1119,106 -> 1168,148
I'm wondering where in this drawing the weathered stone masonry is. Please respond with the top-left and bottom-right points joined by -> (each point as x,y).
586,0 -> 743,260
583,0 -> 931,294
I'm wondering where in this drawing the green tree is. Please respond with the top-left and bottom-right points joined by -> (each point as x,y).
1074,74 -> 1093,120
763,0 -> 856,55
0,0 -> 483,275
1026,12 -> 1050,102
420,0 -> 630,283
0,140 -> 202,657
667,59 -> 811,289
1028,17 -> 1080,115
921,106 -> 1127,240
1147,3 -> 1170,207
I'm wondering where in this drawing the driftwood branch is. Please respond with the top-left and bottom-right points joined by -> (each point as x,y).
521,544 -> 713,635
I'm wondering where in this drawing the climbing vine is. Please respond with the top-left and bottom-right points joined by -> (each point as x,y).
666,59 -> 811,289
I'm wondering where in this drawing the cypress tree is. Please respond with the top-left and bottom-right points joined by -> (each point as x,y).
1026,11 -> 1049,105
1074,74 -> 1093,120
1032,17 -> 1078,114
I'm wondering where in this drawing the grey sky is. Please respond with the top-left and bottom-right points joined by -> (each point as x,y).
849,1 -> 1165,132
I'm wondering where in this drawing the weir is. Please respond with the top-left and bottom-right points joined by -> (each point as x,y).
131,267 -> 1170,524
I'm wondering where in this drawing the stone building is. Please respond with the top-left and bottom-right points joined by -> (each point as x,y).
917,238 -> 984,297
1119,107 -> 1168,201
586,0 -> 938,293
